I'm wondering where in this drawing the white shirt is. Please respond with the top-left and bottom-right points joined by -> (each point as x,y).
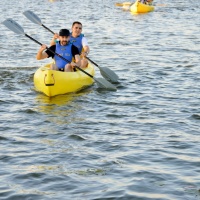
82,37 -> 89,47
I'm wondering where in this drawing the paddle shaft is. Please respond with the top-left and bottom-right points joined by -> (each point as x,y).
25,33 -> 94,78
42,24 -> 55,34
25,33 -> 42,46
85,56 -> 98,67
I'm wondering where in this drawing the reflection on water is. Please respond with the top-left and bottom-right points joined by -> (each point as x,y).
34,89 -> 94,126
35,88 -> 93,106
35,92 -> 77,106
48,0 -> 62,2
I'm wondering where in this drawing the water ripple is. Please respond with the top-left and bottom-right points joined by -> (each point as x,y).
1,0 -> 200,199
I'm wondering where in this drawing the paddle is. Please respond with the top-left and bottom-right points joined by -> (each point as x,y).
115,2 -> 165,7
23,10 -> 55,34
85,56 -> 119,83
23,10 -> 119,83
2,18 -> 117,91
115,2 -> 132,7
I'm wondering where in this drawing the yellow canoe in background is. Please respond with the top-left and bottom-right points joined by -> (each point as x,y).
34,62 -> 95,97
130,0 -> 154,14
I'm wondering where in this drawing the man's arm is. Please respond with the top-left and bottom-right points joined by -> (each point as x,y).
36,45 -> 55,60
71,45 -> 81,67
50,33 -> 59,46
82,37 -> 90,56
36,44 -> 48,60
73,55 -> 81,67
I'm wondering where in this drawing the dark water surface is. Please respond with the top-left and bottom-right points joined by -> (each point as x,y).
1,0 -> 200,199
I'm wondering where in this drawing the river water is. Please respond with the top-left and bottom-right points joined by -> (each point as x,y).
0,0 -> 200,199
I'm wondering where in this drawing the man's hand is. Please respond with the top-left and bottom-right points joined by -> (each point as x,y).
39,44 -> 47,52
81,51 -> 89,57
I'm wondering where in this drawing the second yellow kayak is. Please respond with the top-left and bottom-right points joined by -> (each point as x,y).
130,0 -> 154,14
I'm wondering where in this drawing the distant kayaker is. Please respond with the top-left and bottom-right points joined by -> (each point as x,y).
50,21 -> 89,69
146,0 -> 153,5
138,0 -> 153,5
36,28 -> 81,72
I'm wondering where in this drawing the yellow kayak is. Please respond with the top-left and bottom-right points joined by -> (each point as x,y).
34,62 -> 95,97
130,0 -> 154,14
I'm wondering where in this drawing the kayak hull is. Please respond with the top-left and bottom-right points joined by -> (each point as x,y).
34,62 -> 95,97
130,0 -> 154,13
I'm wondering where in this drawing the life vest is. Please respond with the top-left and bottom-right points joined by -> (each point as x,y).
70,33 -> 84,54
54,42 -> 73,69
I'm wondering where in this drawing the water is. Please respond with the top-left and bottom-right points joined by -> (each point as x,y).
1,0 -> 200,199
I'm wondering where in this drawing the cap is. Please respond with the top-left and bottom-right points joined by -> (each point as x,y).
59,29 -> 70,36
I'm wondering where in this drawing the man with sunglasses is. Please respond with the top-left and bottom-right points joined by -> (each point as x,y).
50,21 -> 89,69
37,29 -> 81,72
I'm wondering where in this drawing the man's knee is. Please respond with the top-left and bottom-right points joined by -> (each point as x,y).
81,59 -> 88,68
64,64 -> 73,72
51,63 -> 58,70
